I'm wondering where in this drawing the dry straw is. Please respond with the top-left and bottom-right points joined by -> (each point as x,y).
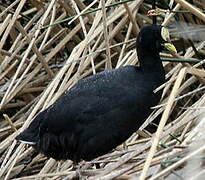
1,0 -> 205,179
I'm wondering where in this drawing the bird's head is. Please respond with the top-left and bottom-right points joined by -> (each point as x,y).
136,25 -> 177,55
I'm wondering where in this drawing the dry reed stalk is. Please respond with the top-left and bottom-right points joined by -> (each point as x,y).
0,60 -> 18,82
0,0 -> 20,18
162,3 -> 181,26
189,169 -> 205,180
123,3 -> 140,35
4,143 -> 24,180
68,0 -> 96,25
15,21 -> 54,78
182,97 -> 205,145
0,49 -> 29,61
0,14 -> 11,37
0,143 -> 24,177
150,143 -> 205,180
176,0 -> 205,22
4,18 -> 88,111
38,3 -> 56,55
0,0 -> 57,108
3,114 -> 17,132
118,21 -> 133,63
0,0 -> 26,50
101,0 -> 112,69
0,141 -> 16,170
1,0 -> 205,179
139,67 -> 188,180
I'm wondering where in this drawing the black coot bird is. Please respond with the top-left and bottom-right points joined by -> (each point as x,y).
16,25 -> 176,163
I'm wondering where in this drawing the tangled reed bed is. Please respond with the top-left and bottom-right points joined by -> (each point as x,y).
1,0 -> 205,179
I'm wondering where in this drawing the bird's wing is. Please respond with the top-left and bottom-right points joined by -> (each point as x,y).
40,66 -> 151,134
73,96 -> 141,160
42,89 -> 120,129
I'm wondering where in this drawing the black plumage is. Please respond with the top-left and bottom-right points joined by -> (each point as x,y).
16,25 -> 176,163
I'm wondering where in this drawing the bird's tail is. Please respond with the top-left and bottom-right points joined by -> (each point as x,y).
16,128 -> 38,145
16,113 -> 43,145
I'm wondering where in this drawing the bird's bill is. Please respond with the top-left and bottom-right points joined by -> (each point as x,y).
162,42 -> 177,54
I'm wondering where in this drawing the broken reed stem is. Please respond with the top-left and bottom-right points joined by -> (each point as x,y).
3,114 -> 17,132
15,21 -> 54,78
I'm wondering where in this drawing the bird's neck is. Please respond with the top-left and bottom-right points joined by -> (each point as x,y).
138,51 -> 164,73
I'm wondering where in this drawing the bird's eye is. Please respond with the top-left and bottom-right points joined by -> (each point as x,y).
161,27 -> 170,41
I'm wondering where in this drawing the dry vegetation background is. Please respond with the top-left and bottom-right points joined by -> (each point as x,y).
1,0 -> 205,179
